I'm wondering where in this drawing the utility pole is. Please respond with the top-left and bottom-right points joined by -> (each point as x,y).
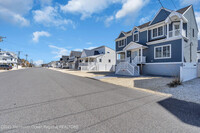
16,51 -> 22,69
25,54 -> 28,67
0,36 -> 6,42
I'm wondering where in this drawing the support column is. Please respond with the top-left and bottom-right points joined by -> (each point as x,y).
125,51 -> 127,61
167,23 -> 169,38
180,19 -> 183,36
140,48 -> 143,63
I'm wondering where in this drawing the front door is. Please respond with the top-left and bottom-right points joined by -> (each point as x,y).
131,50 -> 138,60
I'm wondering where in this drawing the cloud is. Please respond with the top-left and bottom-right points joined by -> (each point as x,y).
195,12 -> 200,39
86,42 -> 93,45
39,0 -> 52,7
33,6 -> 75,28
74,46 -> 97,52
60,0 -> 120,20
139,16 -> 151,25
0,0 -> 33,26
73,49 -> 82,51
49,45 -> 69,58
32,31 -> 51,43
180,0 -> 200,6
34,60 -> 44,66
104,16 -> 114,27
115,0 -> 149,19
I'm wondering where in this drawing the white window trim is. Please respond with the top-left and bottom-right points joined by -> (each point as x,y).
151,26 -> 164,39
133,31 -> 139,42
154,44 -> 171,59
118,39 -> 126,48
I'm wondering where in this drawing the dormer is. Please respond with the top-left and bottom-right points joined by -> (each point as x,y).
132,27 -> 139,42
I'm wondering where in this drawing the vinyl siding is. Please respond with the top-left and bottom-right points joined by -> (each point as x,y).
143,39 -> 182,63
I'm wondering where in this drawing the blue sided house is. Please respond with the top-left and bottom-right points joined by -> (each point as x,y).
115,5 -> 199,76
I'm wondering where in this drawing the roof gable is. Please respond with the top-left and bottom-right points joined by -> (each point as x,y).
150,8 -> 171,25
176,5 -> 191,14
70,51 -> 82,57
117,32 -> 125,39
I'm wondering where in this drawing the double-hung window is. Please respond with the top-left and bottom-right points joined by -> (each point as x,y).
152,26 -> 163,38
174,23 -> 180,36
118,39 -> 125,47
133,31 -> 139,42
154,45 -> 171,59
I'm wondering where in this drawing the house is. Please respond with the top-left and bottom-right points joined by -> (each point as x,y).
0,50 -> 18,67
198,40 -> 200,62
68,51 -> 82,69
48,61 -> 61,68
79,46 -> 116,71
60,55 -> 69,69
115,5 -> 198,76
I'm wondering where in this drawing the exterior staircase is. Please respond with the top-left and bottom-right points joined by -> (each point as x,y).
115,59 -> 140,76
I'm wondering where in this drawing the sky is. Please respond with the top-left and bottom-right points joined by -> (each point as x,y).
0,0 -> 200,65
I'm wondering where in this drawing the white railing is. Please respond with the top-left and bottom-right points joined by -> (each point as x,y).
132,56 -> 146,64
115,61 -> 140,76
169,29 -> 183,38
79,62 -> 96,66
80,62 -> 97,71
116,59 -> 126,64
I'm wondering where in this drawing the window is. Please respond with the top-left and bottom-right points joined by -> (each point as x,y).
133,30 -> 139,42
155,45 -> 171,59
108,59 -> 111,63
153,29 -> 157,38
174,23 -> 180,36
99,59 -> 102,62
152,26 -> 163,38
118,39 -> 125,47
158,27 -> 163,36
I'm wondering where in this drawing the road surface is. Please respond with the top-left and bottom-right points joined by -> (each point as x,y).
0,68 -> 199,133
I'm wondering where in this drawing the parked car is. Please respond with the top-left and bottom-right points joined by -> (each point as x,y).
0,65 -> 11,70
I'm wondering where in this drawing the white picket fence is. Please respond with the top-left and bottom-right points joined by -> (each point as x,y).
180,63 -> 198,82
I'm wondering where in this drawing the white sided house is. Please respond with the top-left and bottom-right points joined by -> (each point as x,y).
79,46 -> 116,71
115,5 -> 199,81
0,51 -> 18,67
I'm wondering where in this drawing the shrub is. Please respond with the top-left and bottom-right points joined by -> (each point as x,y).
167,77 -> 182,88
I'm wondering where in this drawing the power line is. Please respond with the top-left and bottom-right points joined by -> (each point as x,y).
170,0 -> 177,10
159,0 -> 194,62
0,36 -> 6,42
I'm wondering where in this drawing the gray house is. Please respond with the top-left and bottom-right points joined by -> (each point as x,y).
68,51 -> 82,69
115,5 -> 198,76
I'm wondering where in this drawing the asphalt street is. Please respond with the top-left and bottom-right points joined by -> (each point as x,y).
0,68 -> 199,133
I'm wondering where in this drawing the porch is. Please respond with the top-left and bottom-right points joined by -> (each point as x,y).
116,42 -> 148,76
79,56 -> 99,71
116,42 -> 147,65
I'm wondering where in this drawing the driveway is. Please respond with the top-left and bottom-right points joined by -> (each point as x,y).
0,68 -> 199,133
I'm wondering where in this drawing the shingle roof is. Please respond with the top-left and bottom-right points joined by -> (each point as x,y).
120,5 -> 191,38
138,21 -> 151,29
124,31 -> 131,34
70,51 -> 82,57
83,49 -> 94,57
176,5 -> 191,14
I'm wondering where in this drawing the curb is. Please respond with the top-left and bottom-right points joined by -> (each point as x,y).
48,68 -> 172,97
